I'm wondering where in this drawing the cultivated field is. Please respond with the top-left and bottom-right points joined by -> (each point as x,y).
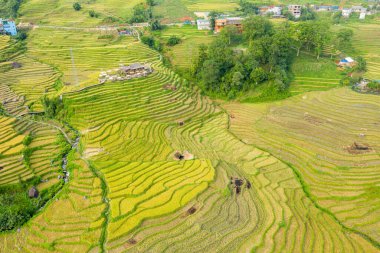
1,26 -> 379,252
289,53 -> 342,95
348,23 -> 380,80
158,26 -> 215,71
224,87 -> 380,244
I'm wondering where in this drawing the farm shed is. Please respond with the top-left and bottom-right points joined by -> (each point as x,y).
28,186 -> 39,198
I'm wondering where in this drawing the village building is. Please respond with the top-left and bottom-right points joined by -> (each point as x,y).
260,6 -> 282,15
180,16 -> 195,25
197,19 -> 211,30
28,186 -> 39,198
314,5 -> 339,11
359,12 -> 366,19
288,5 -> 302,18
342,8 -> 352,18
194,12 -> 210,19
214,17 -> 244,33
99,63 -> 153,83
351,6 -> 367,13
0,18 -> 17,36
119,63 -> 152,75
338,57 -> 356,67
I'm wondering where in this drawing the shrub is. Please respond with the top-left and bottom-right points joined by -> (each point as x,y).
367,81 -> 380,91
15,31 -> 27,41
167,35 -> 181,46
89,10 -> 99,18
73,2 -> 81,11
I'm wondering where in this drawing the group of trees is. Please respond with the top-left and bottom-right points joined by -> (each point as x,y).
192,17 -> 356,99
130,0 -> 163,30
0,0 -> 22,18
192,17 -> 295,99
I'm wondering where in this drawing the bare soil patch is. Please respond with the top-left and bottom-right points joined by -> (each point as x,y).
346,142 -> 372,154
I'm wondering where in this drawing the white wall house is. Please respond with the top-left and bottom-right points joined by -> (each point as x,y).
288,5 -> 302,18
197,19 -> 211,30
342,8 -> 352,18
0,19 -> 17,36
359,12 -> 366,19
267,6 -> 282,15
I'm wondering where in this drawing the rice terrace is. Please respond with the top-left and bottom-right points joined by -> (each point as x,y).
0,0 -> 379,252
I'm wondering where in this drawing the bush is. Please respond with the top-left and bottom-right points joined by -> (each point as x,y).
41,96 -> 65,119
89,10 -> 99,18
367,81 -> 380,91
167,35 -> 181,46
15,31 -> 27,41
73,2 -> 81,11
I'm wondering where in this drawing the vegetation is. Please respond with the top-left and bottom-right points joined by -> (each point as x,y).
41,96 -> 65,119
367,80 -> 380,91
72,2 -> 81,11
0,0 -> 22,18
192,17 -> 295,99
167,35 -> 181,46
0,1 -> 380,252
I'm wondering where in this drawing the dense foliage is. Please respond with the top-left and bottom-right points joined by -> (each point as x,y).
192,17 -> 295,99
41,96 -> 65,119
141,35 -> 162,51
0,0 -> 22,18
0,178 -> 64,231
367,81 -> 380,91
238,0 -> 259,15
73,2 -> 81,11
167,35 -> 181,46
0,183 -> 38,231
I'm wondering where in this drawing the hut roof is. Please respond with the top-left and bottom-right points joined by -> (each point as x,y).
28,186 -> 39,198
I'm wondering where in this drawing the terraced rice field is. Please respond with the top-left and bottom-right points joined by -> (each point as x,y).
224,87 -> 380,245
289,53 -> 342,95
348,23 -> 380,80
0,115 -> 63,187
159,26 -> 215,71
18,0 -> 143,26
182,0 -> 239,12
1,26 -> 379,252
27,29 -> 155,91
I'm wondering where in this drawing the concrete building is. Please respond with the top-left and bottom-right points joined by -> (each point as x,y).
197,19 -> 211,30
194,12 -> 210,19
288,5 -> 302,18
215,17 -> 244,33
314,5 -> 339,11
351,6 -> 367,13
342,8 -> 352,18
260,6 -> 282,15
0,18 -> 17,36
359,12 -> 366,19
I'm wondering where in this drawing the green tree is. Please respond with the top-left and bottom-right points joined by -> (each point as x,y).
167,35 -> 181,46
243,16 -> 273,42
335,28 -> 353,50
356,56 -> 367,71
208,11 -> 220,32
0,0 -> 22,18
149,19 -> 163,31
146,0 -> 155,6
73,2 -> 81,11
238,0 -> 259,15
219,25 -> 241,45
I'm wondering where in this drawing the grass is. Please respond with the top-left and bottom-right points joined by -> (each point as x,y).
156,25 -> 215,73
289,52 -> 343,95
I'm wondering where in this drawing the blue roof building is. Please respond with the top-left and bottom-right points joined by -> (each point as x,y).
0,19 -> 17,36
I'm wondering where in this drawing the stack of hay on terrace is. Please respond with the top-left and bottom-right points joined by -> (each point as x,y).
99,63 -> 152,83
